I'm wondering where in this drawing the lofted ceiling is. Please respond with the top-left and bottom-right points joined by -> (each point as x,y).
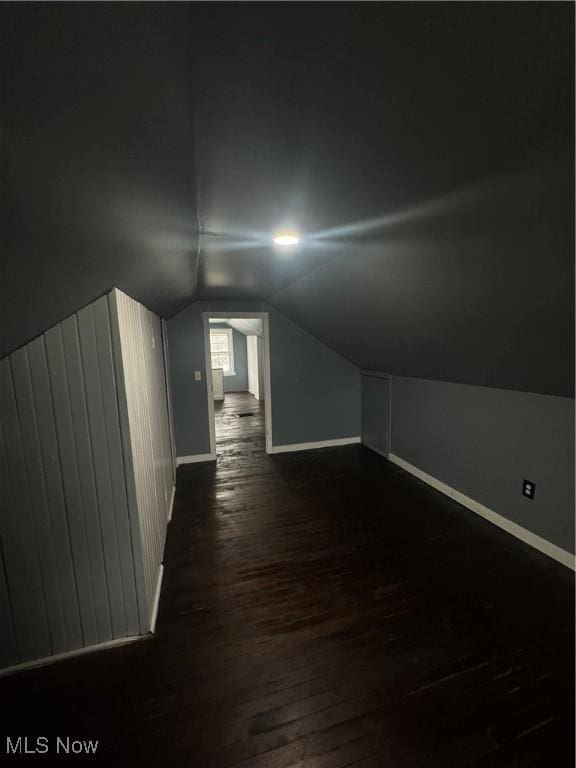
1,3 -> 573,394
1,3 -> 199,355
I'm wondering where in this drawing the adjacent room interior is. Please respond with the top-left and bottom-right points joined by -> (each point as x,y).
0,3 -> 574,766
206,316 -> 267,456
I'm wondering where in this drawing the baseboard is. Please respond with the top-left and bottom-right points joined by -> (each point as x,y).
177,452 -> 217,466
0,634 -> 145,678
270,436 -> 361,455
167,483 -> 176,523
388,453 -> 575,571
2,530 -> 168,678
149,564 -> 164,634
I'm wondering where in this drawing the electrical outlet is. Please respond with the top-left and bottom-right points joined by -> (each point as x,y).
522,479 -> 535,500
194,370 -> 202,381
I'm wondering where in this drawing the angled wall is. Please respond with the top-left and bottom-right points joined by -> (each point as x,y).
272,152 -> 574,566
111,289 -> 175,629
0,289 -> 174,671
0,295 -> 141,669
389,376 -> 575,557
360,372 -> 574,563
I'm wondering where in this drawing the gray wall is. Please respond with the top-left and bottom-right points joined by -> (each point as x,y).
361,373 -> 390,456
167,306 -> 212,457
389,376 -> 575,554
167,301 -> 361,456
269,307 -> 360,446
210,324 -> 248,392
112,290 -> 174,630
0,294 -> 142,669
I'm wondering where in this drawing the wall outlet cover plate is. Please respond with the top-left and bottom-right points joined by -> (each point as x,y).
522,479 -> 536,499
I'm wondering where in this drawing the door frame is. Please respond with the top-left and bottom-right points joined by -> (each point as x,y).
203,312 -> 273,455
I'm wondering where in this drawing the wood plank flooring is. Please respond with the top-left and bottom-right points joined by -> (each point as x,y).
214,391 -> 265,448
0,396 -> 573,766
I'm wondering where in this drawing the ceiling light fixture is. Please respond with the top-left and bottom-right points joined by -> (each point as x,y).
273,232 -> 300,246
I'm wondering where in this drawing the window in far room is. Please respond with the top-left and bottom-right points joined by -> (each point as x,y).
210,328 -> 235,375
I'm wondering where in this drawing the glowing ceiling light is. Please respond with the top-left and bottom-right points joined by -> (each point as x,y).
273,232 -> 300,246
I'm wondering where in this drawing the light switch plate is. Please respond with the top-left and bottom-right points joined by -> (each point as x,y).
194,371 -> 202,381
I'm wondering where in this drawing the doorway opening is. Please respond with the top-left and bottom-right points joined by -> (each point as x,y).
203,313 -> 272,456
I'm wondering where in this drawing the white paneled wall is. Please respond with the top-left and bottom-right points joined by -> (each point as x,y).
0,289 -> 175,671
0,295 -> 142,669
111,290 -> 174,631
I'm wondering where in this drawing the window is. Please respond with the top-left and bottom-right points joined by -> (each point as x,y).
210,328 -> 235,375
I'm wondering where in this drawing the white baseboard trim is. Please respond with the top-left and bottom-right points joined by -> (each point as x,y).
167,483 -> 176,523
270,436 -> 361,455
177,452 -> 217,466
149,563 -> 164,634
388,453 -> 575,571
0,634 -> 145,678
0,564 -> 168,676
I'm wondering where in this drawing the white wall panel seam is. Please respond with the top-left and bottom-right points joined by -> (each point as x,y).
1,359 -> 53,657
16,346 -> 67,652
113,289 -> 171,627
42,332 -> 86,648
94,299 -> 140,635
107,290 -> 148,634
77,304 -> 127,637
53,321 -> 100,646
72,314 -> 114,641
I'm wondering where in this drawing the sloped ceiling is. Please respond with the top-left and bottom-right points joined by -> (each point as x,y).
2,4 -> 573,394
209,318 -> 263,337
1,4 -> 199,355
226,319 -> 263,338
272,155 -> 574,396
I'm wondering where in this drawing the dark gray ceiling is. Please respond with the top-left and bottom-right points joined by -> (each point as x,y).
192,4 -> 573,299
1,3 -> 574,394
272,153 -> 574,397
1,4 -> 199,355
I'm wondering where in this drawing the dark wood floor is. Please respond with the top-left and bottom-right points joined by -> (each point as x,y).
1,403 -> 574,767
214,391 -> 265,449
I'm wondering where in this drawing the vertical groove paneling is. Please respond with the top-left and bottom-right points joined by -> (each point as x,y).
112,290 -> 174,628
60,315 -> 113,642
0,292 -> 144,668
0,423 -> 21,667
27,336 -> 83,650
10,346 -> 68,654
45,324 -> 98,647
76,302 -> 127,639
0,360 -> 51,659
0,536 -> 18,666
92,298 -> 140,636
